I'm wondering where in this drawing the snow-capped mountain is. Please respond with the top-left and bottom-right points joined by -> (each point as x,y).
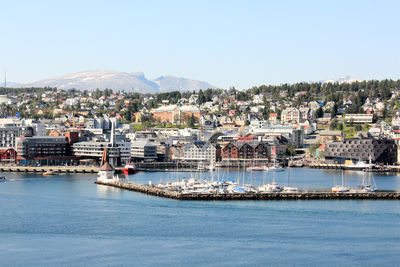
1,81 -> 23,88
154,76 -> 215,92
23,70 -> 216,93
323,75 -> 364,84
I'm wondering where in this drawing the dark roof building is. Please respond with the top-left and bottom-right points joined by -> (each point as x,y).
324,137 -> 397,164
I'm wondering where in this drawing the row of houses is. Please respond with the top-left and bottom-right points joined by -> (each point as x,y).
181,137 -> 288,163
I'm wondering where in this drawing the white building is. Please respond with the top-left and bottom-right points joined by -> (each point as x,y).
250,119 -> 270,129
345,114 -> 373,123
0,95 -> 16,105
72,141 -> 130,166
183,141 -> 216,162
0,126 -> 34,149
130,140 -> 158,160
281,107 -> 300,124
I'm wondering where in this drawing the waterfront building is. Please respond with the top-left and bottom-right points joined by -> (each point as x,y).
221,141 -> 269,162
130,140 -> 158,161
72,118 -> 130,166
0,118 -> 46,137
0,126 -> 34,149
324,137 -> 397,164
16,136 -> 73,165
72,141 -> 130,166
183,141 -> 216,162
0,148 -> 17,163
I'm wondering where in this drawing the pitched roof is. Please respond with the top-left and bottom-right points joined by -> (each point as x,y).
99,162 -> 114,171
317,144 -> 325,150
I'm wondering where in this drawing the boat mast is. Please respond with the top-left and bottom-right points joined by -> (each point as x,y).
341,170 -> 344,187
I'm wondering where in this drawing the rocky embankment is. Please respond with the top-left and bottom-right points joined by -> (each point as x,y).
95,181 -> 400,201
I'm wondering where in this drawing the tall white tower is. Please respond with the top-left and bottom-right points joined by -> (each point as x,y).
110,118 -> 116,147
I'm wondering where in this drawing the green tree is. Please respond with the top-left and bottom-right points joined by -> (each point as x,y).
286,142 -> 296,156
355,124 -> 362,131
330,119 -> 338,130
187,114 -> 195,128
197,90 -> 206,105
315,107 -> 323,118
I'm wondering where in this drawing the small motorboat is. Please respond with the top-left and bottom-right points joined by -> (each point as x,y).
43,170 -> 55,176
0,176 -> 8,182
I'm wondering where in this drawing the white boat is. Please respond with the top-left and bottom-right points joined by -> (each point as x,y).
267,159 -> 284,172
332,185 -> 350,193
266,165 -> 284,172
247,165 -> 266,172
0,176 -> 7,182
258,182 -> 282,193
345,159 -> 375,170
282,167 -> 298,193
332,171 -> 350,193
350,171 -> 377,193
349,185 -> 376,193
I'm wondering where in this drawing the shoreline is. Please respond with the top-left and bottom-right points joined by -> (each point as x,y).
1,163 -> 399,174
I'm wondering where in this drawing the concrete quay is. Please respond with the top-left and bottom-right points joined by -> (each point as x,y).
0,165 -> 102,173
309,163 -> 397,172
95,180 -> 400,201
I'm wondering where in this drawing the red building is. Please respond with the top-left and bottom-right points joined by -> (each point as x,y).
221,141 -> 269,161
0,148 -> 16,163
222,142 -> 238,159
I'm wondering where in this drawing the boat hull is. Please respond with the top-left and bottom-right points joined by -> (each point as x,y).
123,168 -> 137,175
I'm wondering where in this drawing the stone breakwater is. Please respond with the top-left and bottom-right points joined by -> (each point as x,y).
95,181 -> 400,201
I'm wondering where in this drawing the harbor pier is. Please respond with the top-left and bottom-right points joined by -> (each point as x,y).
95,181 -> 400,201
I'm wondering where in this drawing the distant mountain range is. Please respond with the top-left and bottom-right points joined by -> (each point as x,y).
2,72 -> 367,92
322,75 -> 364,84
8,70 -> 217,93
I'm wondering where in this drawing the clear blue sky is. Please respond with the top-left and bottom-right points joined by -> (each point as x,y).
1,0 -> 399,89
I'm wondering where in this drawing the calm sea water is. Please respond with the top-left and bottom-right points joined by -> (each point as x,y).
0,169 -> 399,266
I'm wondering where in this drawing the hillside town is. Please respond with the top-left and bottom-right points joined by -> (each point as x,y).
0,79 -> 400,168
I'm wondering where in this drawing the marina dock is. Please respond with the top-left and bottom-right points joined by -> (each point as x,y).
95,180 -> 400,201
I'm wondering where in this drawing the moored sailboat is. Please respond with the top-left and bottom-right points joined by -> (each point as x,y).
332,170 -> 350,193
